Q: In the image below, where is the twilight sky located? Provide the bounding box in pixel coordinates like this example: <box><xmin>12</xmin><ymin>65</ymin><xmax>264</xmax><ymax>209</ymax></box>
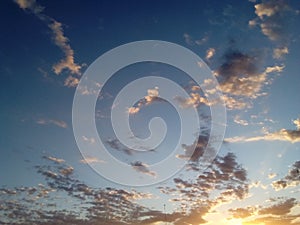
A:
<box><xmin>1</xmin><ymin>0</ymin><xmax>300</xmax><ymax>224</ymax></box>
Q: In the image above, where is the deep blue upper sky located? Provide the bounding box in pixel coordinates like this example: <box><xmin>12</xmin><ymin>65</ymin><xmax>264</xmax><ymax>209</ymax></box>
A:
<box><xmin>1</xmin><ymin>0</ymin><xmax>300</xmax><ymax>224</ymax></box>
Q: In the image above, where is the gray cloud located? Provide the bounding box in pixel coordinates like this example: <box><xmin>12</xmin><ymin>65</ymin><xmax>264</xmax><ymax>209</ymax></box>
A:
<box><xmin>272</xmin><ymin>160</ymin><xmax>300</xmax><ymax>190</ymax></box>
<box><xmin>131</xmin><ymin>161</ymin><xmax>156</xmax><ymax>177</ymax></box>
<box><xmin>259</xmin><ymin>198</ymin><xmax>297</xmax><ymax>215</ymax></box>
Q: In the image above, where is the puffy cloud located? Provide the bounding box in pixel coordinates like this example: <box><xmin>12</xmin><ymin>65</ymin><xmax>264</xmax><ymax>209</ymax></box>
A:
<box><xmin>216</xmin><ymin>51</ymin><xmax>284</xmax><ymax>99</ymax></box>
<box><xmin>206</xmin><ymin>48</ymin><xmax>216</xmax><ymax>60</ymax></box>
<box><xmin>272</xmin><ymin>161</ymin><xmax>300</xmax><ymax>190</ymax></box>
<box><xmin>211</xmin><ymin>48</ymin><xmax>285</xmax><ymax>110</ymax></box>
<box><xmin>273</xmin><ymin>46</ymin><xmax>289</xmax><ymax>59</ymax></box>
<box><xmin>49</xmin><ymin>21</ymin><xmax>81</xmax><ymax>75</ymax></box>
<box><xmin>174</xmin><ymin>92</ymin><xmax>208</xmax><ymax>108</ymax></box>
<box><xmin>254</xmin><ymin>1</ymin><xmax>282</xmax><ymax>19</ymax></box>
<box><xmin>64</xmin><ymin>75</ymin><xmax>80</xmax><ymax>87</ymax></box>
<box><xmin>225</xmin><ymin>118</ymin><xmax>300</xmax><ymax>143</ymax></box>
<box><xmin>127</xmin><ymin>87</ymin><xmax>165</xmax><ymax>115</ymax></box>
<box><xmin>293</xmin><ymin>118</ymin><xmax>300</xmax><ymax>129</ymax></box>
<box><xmin>177</xmin><ymin>135</ymin><xmax>207</xmax><ymax>162</ymax></box>
<box><xmin>131</xmin><ymin>161</ymin><xmax>156</xmax><ymax>177</ymax></box>
<box><xmin>127</xmin><ymin>106</ymin><xmax>140</xmax><ymax>114</ymax></box>
<box><xmin>36</xmin><ymin>118</ymin><xmax>67</xmax><ymax>128</ymax></box>
<box><xmin>253</xmin><ymin>0</ymin><xmax>291</xmax><ymax>42</ymax></box>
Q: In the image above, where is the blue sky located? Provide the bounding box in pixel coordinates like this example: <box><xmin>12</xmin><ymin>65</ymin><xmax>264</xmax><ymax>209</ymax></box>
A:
<box><xmin>1</xmin><ymin>0</ymin><xmax>300</xmax><ymax>224</ymax></box>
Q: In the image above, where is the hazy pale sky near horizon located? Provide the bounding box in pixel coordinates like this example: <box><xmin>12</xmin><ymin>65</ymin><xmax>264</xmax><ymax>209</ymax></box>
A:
<box><xmin>1</xmin><ymin>0</ymin><xmax>300</xmax><ymax>224</ymax></box>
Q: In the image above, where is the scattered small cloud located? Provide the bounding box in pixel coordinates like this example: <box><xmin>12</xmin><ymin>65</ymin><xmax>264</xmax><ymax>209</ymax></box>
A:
<box><xmin>127</xmin><ymin>87</ymin><xmax>165</xmax><ymax>115</ymax></box>
<box><xmin>80</xmin><ymin>157</ymin><xmax>105</xmax><ymax>164</ymax></box>
<box><xmin>234</xmin><ymin>115</ymin><xmax>249</xmax><ymax>126</ymax></box>
<box><xmin>131</xmin><ymin>161</ymin><xmax>156</xmax><ymax>177</ymax></box>
<box><xmin>43</xmin><ymin>155</ymin><xmax>65</xmax><ymax>164</ymax></box>
<box><xmin>268</xmin><ymin>172</ymin><xmax>277</xmax><ymax>179</ymax></box>
<box><xmin>273</xmin><ymin>46</ymin><xmax>289</xmax><ymax>59</ymax></box>
<box><xmin>36</xmin><ymin>118</ymin><xmax>67</xmax><ymax>128</ymax></box>
<box><xmin>206</xmin><ymin>48</ymin><xmax>216</xmax><ymax>60</ymax></box>
<box><xmin>82</xmin><ymin>136</ymin><xmax>95</xmax><ymax>144</ymax></box>
<box><xmin>183</xmin><ymin>33</ymin><xmax>209</xmax><ymax>46</ymax></box>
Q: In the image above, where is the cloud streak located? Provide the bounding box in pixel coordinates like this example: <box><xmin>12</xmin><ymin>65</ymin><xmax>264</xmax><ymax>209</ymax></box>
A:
<box><xmin>225</xmin><ymin>118</ymin><xmax>300</xmax><ymax>143</ymax></box>
<box><xmin>14</xmin><ymin>0</ymin><xmax>81</xmax><ymax>86</ymax></box>
<box><xmin>36</xmin><ymin>118</ymin><xmax>67</xmax><ymax>128</ymax></box>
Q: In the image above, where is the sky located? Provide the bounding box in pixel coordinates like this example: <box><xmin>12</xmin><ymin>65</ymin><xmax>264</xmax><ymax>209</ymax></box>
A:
<box><xmin>0</xmin><ymin>0</ymin><xmax>300</xmax><ymax>224</ymax></box>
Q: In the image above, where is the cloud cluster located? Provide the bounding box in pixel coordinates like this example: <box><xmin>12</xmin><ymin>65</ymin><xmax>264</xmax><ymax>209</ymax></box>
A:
<box><xmin>251</xmin><ymin>0</ymin><xmax>291</xmax><ymax>41</ymax></box>
<box><xmin>161</xmin><ymin>142</ymin><xmax>249</xmax><ymax>223</ymax></box>
<box><xmin>272</xmin><ymin>160</ymin><xmax>300</xmax><ymax>190</ymax></box>
<box><xmin>216</xmin><ymin>50</ymin><xmax>284</xmax><ymax>99</ymax></box>
<box><xmin>0</xmin><ymin>156</ymin><xmax>161</xmax><ymax>225</ymax></box>
<box><xmin>14</xmin><ymin>0</ymin><xmax>82</xmax><ymax>87</ymax></box>
<box><xmin>128</xmin><ymin>87</ymin><xmax>165</xmax><ymax>114</ymax></box>
<box><xmin>229</xmin><ymin>198</ymin><xmax>300</xmax><ymax>225</ymax></box>
<box><xmin>177</xmin><ymin>48</ymin><xmax>284</xmax><ymax>111</ymax></box>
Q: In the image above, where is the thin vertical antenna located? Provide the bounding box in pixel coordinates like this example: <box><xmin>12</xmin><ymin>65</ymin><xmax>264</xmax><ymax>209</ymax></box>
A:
<box><xmin>164</xmin><ymin>204</ymin><xmax>167</xmax><ymax>224</ymax></box>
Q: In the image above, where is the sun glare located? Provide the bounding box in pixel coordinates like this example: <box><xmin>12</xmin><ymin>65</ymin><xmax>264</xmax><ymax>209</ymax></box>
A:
<box><xmin>226</xmin><ymin>219</ymin><xmax>243</xmax><ymax>225</ymax></box>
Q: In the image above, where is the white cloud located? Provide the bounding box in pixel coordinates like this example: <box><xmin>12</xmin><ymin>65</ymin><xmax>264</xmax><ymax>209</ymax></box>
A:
<box><xmin>127</xmin><ymin>87</ymin><xmax>163</xmax><ymax>115</ymax></box>
<box><xmin>43</xmin><ymin>156</ymin><xmax>65</xmax><ymax>164</ymax></box>
<box><xmin>234</xmin><ymin>115</ymin><xmax>249</xmax><ymax>126</ymax></box>
<box><xmin>49</xmin><ymin>21</ymin><xmax>81</xmax><ymax>75</ymax></box>
<box><xmin>36</xmin><ymin>118</ymin><xmax>67</xmax><ymax>128</ymax></box>
<box><xmin>14</xmin><ymin>0</ymin><xmax>82</xmax><ymax>86</ymax></box>
<box><xmin>206</xmin><ymin>48</ymin><xmax>215</xmax><ymax>60</ymax></box>
<box><xmin>80</xmin><ymin>157</ymin><xmax>105</xmax><ymax>164</ymax></box>
<box><xmin>82</xmin><ymin>136</ymin><xmax>95</xmax><ymax>144</ymax></box>
<box><xmin>293</xmin><ymin>118</ymin><xmax>300</xmax><ymax>129</ymax></box>
<box><xmin>273</xmin><ymin>47</ymin><xmax>289</xmax><ymax>59</ymax></box>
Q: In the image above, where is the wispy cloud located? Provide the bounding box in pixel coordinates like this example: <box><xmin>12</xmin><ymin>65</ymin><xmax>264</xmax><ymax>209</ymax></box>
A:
<box><xmin>80</xmin><ymin>157</ymin><xmax>105</xmax><ymax>164</ymax></box>
<box><xmin>131</xmin><ymin>161</ymin><xmax>156</xmax><ymax>177</ymax></box>
<box><xmin>225</xmin><ymin>118</ymin><xmax>300</xmax><ymax>143</ymax></box>
<box><xmin>14</xmin><ymin>0</ymin><xmax>82</xmax><ymax>87</ymax></box>
<box><xmin>43</xmin><ymin>155</ymin><xmax>65</xmax><ymax>164</ymax></box>
<box><xmin>36</xmin><ymin>118</ymin><xmax>67</xmax><ymax>128</ymax></box>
